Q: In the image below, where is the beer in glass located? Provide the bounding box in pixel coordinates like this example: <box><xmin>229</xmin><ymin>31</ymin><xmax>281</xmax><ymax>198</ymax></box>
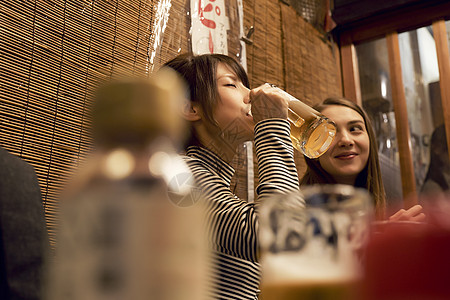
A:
<box><xmin>268</xmin><ymin>85</ymin><xmax>336</xmax><ymax>158</ymax></box>
<box><xmin>259</xmin><ymin>185</ymin><xmax>373</xmax><ymax>300</ymax></box>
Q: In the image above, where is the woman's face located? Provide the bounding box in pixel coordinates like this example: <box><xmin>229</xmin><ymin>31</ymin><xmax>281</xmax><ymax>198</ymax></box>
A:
<box><xmin>212</xmin><ymin>63</ymin><xmax>254</xmax><ymax>142</ymax></box>
<box><xmin>318</xmin><ymin>105</ymin><xmax>370</xmax><ymax>185</ymax></box>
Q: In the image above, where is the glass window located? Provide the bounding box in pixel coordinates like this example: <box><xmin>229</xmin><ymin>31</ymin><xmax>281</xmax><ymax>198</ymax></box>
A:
<box><xmin>398</xmin><ymin>27</ymin><xmax>442</xmax><ymax>197</ymax></box>
<box><xmin>356</xmin><ymin>38</ymin><xmax>403</xmax><ymax>206</ymax></box>
<box><xmin>356</xmin><ymin>24</ymin><xmax>450</xmax><ymax>204</ymax></box>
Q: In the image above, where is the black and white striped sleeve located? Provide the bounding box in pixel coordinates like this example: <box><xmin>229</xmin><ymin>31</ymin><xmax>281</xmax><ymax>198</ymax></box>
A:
<box><xmin>184</xmin><ymin>118</ymin><xmax>300</xmax><ymax>299</ymax></box>
<box><xmin>254</xmin><ymin>118</ymin><xmax>300</xmax><ymax>200</ymax></box>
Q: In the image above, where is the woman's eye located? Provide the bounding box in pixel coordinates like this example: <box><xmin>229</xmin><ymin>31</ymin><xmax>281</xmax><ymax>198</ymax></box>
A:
<box><xmin>225</xmin><ymin>83</ymin><xmax>236</xmax><ymax>88</ymax></box>
<box><xmin>350</xmin><ymin>125</ymin><xmax>364</xmax><ymax>132</ymax></box>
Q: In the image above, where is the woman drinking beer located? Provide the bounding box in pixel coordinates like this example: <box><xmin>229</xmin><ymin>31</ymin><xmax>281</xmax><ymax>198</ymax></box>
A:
<box><xmin>163</xmin><ymin>53</ymin><xmax>301</xmax><ymax>299</ymax></box>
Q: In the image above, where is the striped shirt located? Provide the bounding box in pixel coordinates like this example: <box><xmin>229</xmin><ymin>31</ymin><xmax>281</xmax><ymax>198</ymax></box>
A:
<box><xmin>184</xmin><ymin>119</ymin><xmax>300</xmax><ymax>299</ymax></box>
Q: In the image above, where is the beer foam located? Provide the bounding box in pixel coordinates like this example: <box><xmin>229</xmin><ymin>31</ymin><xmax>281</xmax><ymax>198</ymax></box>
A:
<box><xmin>261</xmin><ymin>252</ymin><xmax>359</xmax><ymax>284</ymax></box>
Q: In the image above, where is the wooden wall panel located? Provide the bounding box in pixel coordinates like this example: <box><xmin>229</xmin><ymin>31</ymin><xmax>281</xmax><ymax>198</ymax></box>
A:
<box><xmin>339</xmin><ymin>35</ymin><xmax>362</xmax><ymax>106</ymax></box>
<box><xmin>432</xmin><ymin>20</ymin><xmax>450</xmax><ymax>162</ymax></box>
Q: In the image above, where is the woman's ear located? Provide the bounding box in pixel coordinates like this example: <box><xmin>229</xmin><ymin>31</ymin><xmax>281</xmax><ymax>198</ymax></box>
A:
<box><xmin>181</xmin><ymin>101</ymin><xmax>201</xmax><ymax>121</ymax></box>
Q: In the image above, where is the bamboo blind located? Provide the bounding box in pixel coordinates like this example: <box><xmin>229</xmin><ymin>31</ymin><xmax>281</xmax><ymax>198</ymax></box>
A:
<box><xmin>0</xmin><ymin>0</ymin><xmax>191</xmax><ymax>244</ymax></box>
<box><xmin>0</xmin><ymin>0</ymin><xmax>342</xmax><ymax>243</ymax></box>
<box><xmin>280</xmin><ymin>4</ymin><xmax>341</xmax><ymax>106</ymax></box>
<box><xmin>244</xmin><ymin>0</ymin><xmax>284</xmax><ymax>88</ymax></box>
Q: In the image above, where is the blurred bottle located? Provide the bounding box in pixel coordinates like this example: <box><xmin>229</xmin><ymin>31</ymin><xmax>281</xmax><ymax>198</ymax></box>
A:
<box><xmin>270</xmin><ymin>86</ymin><xmax>336</xmax><ymax>158</ymax></box>
<box><xmin>46</xmin><ymin>70</ymin><xmax>207</xmax><ymax>300</ymax></box>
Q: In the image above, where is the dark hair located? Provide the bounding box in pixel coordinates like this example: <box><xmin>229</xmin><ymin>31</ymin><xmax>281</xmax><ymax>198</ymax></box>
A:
<box><xmin>162</xmin><ymin>53</ymin><xmax>249</xmax><ymax>148</ymax></box>
<box><xmin>300</xmin><ymin>97</ymin><xmax>386</xmax><ymax>218</ymax></box>
<box><xmin>422</xmin><ymin>124</ymin><xmax>449</xmax><ymax>191</ymax></box>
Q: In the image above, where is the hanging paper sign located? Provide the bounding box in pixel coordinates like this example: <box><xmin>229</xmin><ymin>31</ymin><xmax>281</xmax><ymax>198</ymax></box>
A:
<box><xmin>190</xmin><ymin>0</ymin><xmax>229</xmax><ymax>55</ymax></box>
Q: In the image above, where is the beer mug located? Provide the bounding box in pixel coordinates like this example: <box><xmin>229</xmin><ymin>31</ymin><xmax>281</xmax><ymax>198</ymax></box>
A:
<box><xmin>258</xmin><ymin>185</ymin><xmax>373</xmax><ymax>300</ymax></box>
<box><xmin>267</xmin><ymin>84</ymin><xmax>336</xmax><ymax>158</ymax></box>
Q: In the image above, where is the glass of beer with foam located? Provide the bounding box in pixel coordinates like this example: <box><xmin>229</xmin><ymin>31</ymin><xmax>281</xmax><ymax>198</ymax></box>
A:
<box><xmin>265</xmin><ymin>84</ymin><xmax>336</xmax><ymax>158</ymax></box>
<box><xmin>258</xmin><ymin>185</ymin><xmax>373</xmax><ymax>300</ymax></box>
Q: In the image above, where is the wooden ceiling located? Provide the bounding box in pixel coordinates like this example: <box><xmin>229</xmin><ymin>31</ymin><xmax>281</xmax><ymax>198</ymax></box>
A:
<box><xmin>332</xmin><ymin>0</ymin><xmax>450</xmax><ymax>43</ymax></box>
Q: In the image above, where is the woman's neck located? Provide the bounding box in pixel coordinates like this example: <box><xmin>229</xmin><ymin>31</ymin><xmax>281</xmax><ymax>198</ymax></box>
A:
<box><xmin>194</xmin><ymin>123</ymin><xmax>238</xmax><ymax>164</ymax></box>
<box><xmin>333</xmin><ymin>175</ymin><xmax>357</xmax><ymax>186</ymax></box>
<box><xmin>202</xmin><ymin>138</ymin><xmax>237</xmax><ymax>164</ymax></box>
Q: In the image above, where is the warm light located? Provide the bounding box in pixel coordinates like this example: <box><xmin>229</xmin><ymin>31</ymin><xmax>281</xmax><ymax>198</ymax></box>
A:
<box><xmin>148</xmin><ymin>151</ymin><xmax>193</xmax><ymax>195</ymax></box>
<box><xmin>381</xmin><ymin>77</ymin><xmax>387</xmax><ymax>98</ymax></box>
<box><xmin>148</xmin><ymin>151</ymin><xmax>172</xmax><ymax>176</ymax></box>
<box><xmin>103</xmin><ymin>149</ymin><xmax>135</xmax><ymax>179</ymax></box>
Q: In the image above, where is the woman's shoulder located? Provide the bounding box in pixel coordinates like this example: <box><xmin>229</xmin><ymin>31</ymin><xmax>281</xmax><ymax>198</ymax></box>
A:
<box><xmin>180</xmin><ymin>153</ymin><xmax>205</xmax><ymax>170</ymax></box>
<box><xmin>421</xmin><ymin>179</ymin><xmax>443</xmax><ymax>194</ymax></box>
<box><xmin>181</xmin><ymin>152</ymin><xmax>224</xmax><ymax>179</ymax></box>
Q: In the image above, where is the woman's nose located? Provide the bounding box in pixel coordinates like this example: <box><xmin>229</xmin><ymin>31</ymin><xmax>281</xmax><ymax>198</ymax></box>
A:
<box><xmin>337</xmin><ymin>130</ymin><xmax>353</xmax><ymax>147</ymax></box>
<box><xmin>242</xmin><ymin>86</ymin><xmax>251</xmax><ymax>103</ymax></box>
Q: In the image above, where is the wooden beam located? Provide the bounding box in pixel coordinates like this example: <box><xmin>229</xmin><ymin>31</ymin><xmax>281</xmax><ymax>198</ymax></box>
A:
<box><xmin>334</xmin><ymin>2</ymin><xmax>450</xmax><ymax>45</ymax></box>
<box><xmin>340</xmin><ymin>35</ymin><xmax>362</xmax><ymax>106</ymax></box>
<box><xmin>386</xmin><ymin>32</ymin><xmax>417</xmax><ymax>207</ymax></box>
<box><xmin>432</xmin><ymin>20</ymin><xmax>450</xmax><ymax>162</ymax></box>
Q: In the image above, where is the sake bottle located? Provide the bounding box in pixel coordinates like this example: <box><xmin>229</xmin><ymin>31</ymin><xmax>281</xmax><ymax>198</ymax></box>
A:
<box><xmin>46</xmin><ymin>69</ymin><xmax>207</xmax><ymax>300</ymax></box>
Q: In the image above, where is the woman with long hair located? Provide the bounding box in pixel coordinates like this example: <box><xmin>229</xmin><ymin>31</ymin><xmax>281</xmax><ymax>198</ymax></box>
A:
<box><xmin>301</xmin><ymin>97</ymin><xmax>425</xmax><ymax>221</ymax></box>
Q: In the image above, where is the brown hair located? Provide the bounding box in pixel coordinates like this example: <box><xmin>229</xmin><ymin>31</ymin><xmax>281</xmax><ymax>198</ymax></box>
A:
<box><xmin>300</xmin><ymin>97</ymin><xmax>386</xmax><ymax>219</ymax></box>
<box><xmin>162</xmin><ymin>53</ymin><xmax>249</xmax><ymax>148</ymax></box>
